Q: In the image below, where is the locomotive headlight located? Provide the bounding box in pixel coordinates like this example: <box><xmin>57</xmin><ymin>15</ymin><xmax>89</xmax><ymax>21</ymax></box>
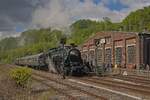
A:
<box><xmin>70</xmin><ymin>51</ymin><xmax>76</xmax><ymax>55</ymax></box>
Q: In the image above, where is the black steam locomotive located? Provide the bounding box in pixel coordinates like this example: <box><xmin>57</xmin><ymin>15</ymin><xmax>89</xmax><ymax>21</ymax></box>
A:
<box><xmin>15</xmin><ymin>45</ymin><xmax>88</xmax><ymax>76</ymax></box>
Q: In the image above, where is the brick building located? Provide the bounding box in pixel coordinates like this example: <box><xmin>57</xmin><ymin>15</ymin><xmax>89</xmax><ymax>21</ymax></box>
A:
<box><xmin>80</xmin><ymin>32</ymin><xmax>150</xmax><ymax>70</ymax></box>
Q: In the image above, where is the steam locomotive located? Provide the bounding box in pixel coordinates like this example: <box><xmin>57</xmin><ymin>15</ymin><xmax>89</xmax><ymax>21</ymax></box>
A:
<box><xmin>15</xmin><ymin>45</ymin><xmax>89</xmax><ymax>76</ymax></box>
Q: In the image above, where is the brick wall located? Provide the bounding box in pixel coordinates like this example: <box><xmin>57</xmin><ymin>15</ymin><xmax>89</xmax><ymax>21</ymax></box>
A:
<box><xmin>80</xmin><ymin>32</ymin><xmax>143</xmax><ymax>69</ymax></box>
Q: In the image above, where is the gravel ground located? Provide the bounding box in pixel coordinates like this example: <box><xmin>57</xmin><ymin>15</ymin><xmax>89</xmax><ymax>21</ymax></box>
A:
<box><xmin>32</xmin><ymin>70</ymin><xmax>146</xmax><ymax>100</ymax></box>
<box><xmin>0</xmin><ymin>64</ymin><xmax>56</xmax><ymax>100</ymax></box>
<box><xmin>1</xmin><ymin>64</ymin><xmax>150</xmax><ymax>100</ymax></box>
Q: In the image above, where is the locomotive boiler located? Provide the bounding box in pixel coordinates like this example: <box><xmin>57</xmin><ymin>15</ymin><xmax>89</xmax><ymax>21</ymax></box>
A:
<box><xmin>47</xmin><ymin>45</ymin><xmax>88</xmax><ymax>76</ymax></box>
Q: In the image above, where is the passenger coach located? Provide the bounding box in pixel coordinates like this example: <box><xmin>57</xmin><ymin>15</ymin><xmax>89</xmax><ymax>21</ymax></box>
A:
<box><xmin>80</xmin><ymin>32</ymin><xmax>150</xmax><ymax>71</ymax></box>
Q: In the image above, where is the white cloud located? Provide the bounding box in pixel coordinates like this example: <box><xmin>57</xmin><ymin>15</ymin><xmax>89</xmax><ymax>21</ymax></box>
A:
<box><xmin>1</xmin><ymin>0</ymin><xmax>150</xmax><ymax>38</ymax></box>
<box><xmin>0</xmin><ymin>31</ymin><xmax>20</xmax><ymax>39</ymax></box>
<box><xmin>119</xmin><ymin>0</ymin><xmax>150</xmax><ymax>15</ymax></box>
<box><xmin>31</xmin><ymin>0</ymin><xmax>150</xmax><ymax>29</ymax></box>
<box><xmin>32</xmin><ymin>0</ymin><xmax>72</xmax><ymax>29</ymax></box>
<box><xmin>31</xmin><ymin>0</ymin><xmax>125</xmax><ymax>29</ymax></box>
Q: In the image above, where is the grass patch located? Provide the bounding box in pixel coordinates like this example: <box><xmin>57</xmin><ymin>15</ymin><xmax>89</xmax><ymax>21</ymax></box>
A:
<box><xmin>9</xmin><ymin>67</ymin><xmax>32</xmax><ymax>87</ymax></box>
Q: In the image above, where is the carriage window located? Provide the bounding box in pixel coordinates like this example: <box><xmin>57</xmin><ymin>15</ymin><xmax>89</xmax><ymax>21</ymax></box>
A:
<box><xmin>115</xmin><ymin>47</ymin><xmax>122</xmax><ymax>65</ymax></box>
<box><xmin>127</xmin><ymin>45</ymin><xmax>136</xmax><ymax>64</ymax></box>
<box><xmin>105</xmin><ymin>48</ymin><xmax>112</xmax><ymax>64</ymax></box>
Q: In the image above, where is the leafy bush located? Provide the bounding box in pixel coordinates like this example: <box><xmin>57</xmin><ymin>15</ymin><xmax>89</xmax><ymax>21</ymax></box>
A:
<box><xmin>10</xmin><ymin>67</ymin><xmax>32</xmax><ymax>87</ymax></box>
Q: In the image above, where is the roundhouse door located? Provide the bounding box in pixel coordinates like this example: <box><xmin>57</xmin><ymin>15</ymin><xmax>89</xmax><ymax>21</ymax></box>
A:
<box><xmin>96</xmin><ymin>48</ymin><xmax>103</xmax><ymax>66</ymax></box>
<box><xmin>115</xmin><ymin>47</ymin><xmax>122</xmax><ymax>66</ymax></box>
<box><xmin>89</xmin><ymin>50</ymin><xmax>95</xmax><ymax>66</ymax></box>
<box><xmin>146</xmin><ymin>39</ymin><xmax>150</xmax><ymax>66</ymax></box>
<box><xmin>105</xmin><ymin>48</ymin><xmax>112</xmax><ymax>65</ymax></box>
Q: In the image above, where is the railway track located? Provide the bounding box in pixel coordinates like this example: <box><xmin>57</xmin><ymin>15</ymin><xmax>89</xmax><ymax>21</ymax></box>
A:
<box><xmin>110</xmin><ymin>75</ymin><xmax>150</xmax><ymax>85</ymax></box>
<box><xmin>88</xmin><ymin>77</ymin><xmax>150</xmax><ymax>94</ymax></box>
<box><xmin>32</xmin><ymin>72</ymin><xmax>107</xmax><ymax>100</ymax></box>
<box><xmin>32</xmin><ymin>69</ymin><xmax>150</xmax><ymax>99</ymax></box>
<box><xmin>73</xmin><ymin>77</ymin><xmax>150</xmax><ymax>98</ymax></box>
<box><xmin>8</xmin><ymin>65</ymin><xmax>150</xmax><ymax>99</ymax></box>
<box><xmin>92</xmin><ymin>76</ymin><xmax>150</xmax><ymax>88</ymax></box>
<box><xmin>32</xmin><ymin>76</ymin><xmax>76</xmax><ymax>100</ymax></box>
<box><xmin>125</xmin><ymin>75</ymin><xmax>150</xmax><ymax>81</ymax></box>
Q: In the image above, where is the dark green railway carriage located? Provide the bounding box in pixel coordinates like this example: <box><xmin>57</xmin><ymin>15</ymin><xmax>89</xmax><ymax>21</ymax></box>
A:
<box><xmin>16</xmin><ymin>53</ymin><xmax>47</xmax><ymax>68</ymax></box>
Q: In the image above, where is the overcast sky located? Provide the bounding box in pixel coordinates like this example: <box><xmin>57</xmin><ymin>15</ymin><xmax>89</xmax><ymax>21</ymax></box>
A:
<box><xmin>0</xmin><ymin>0</ymin><xmax>150</xmax><ymax>38</ymax></box>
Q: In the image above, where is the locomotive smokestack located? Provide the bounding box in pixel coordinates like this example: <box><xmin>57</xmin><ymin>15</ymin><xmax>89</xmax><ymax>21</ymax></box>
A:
<box><xmin>60</xmin><ymin>37</ymin><xmax>66</xmax><ymax>45</ymax></box>
<box><xmin>70</xmin><ymin>43</ymin><xmax>77</xmax><ymax>48</ymax></box>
